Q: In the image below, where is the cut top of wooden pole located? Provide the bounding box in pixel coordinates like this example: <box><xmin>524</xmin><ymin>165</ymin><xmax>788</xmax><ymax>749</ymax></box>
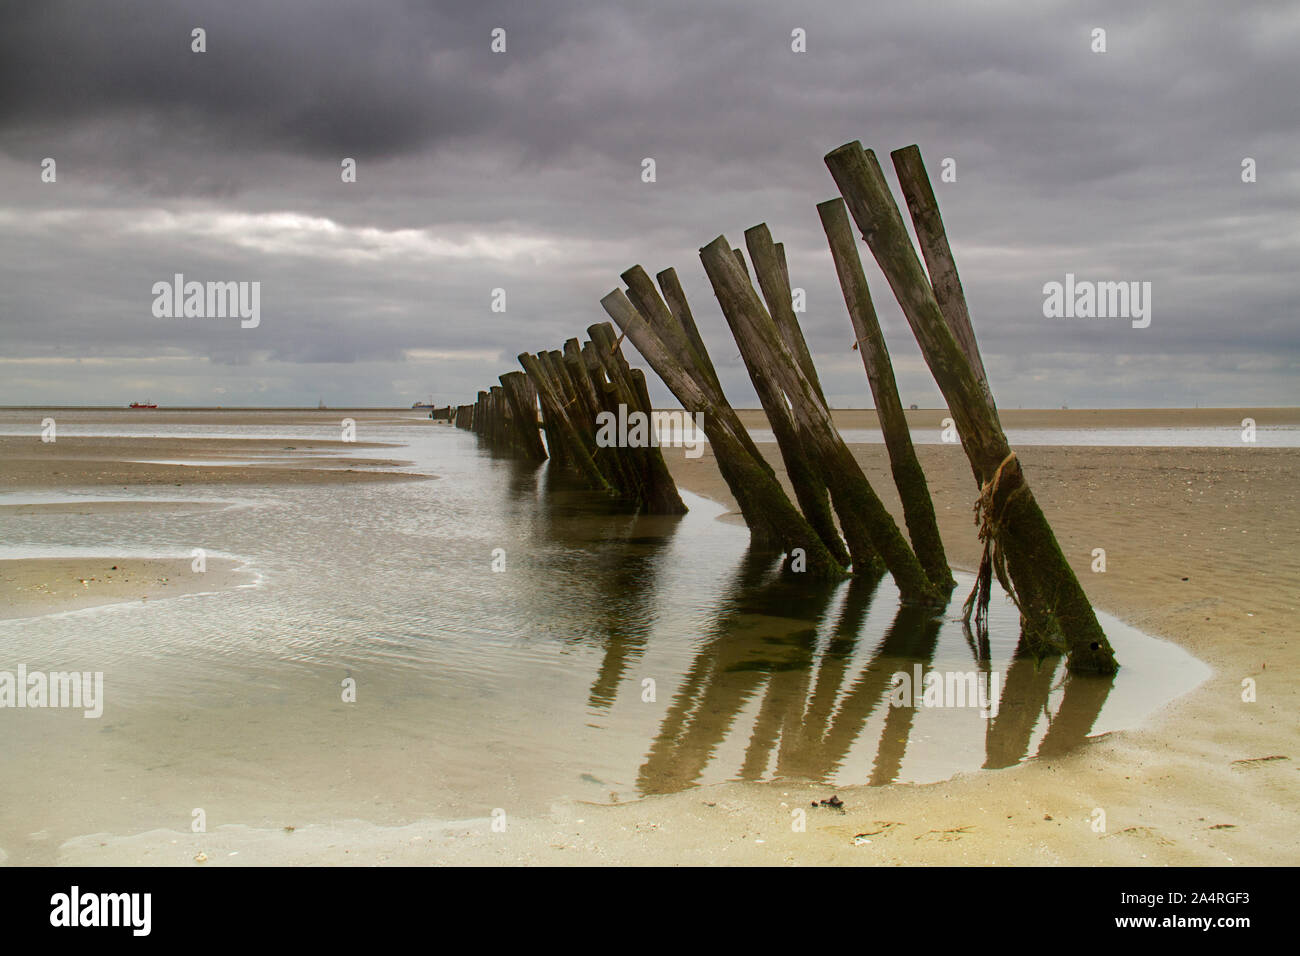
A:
<box><xmin>825</xmin><ymin>140</ymin><xmax>1118</xmax><ymax>674</ymax></box>
<box><xmin>825</xmin><ymin>143</ymin><xmax>999</xmax><ymax>467</ymax></box>
<box><xmin>621</xmin><ymin>265</ymin><xmax>713</xmax><ymax>396</ymax></box>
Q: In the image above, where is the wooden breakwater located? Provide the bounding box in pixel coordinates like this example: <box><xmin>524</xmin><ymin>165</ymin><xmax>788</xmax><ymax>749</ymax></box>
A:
<box><xmin>455</xmin><ymin>143</ymin><xmax>1116</xmax><ymax>673</ymax></box>
<box><xmin>453</xmin><ymin>327</ymin><xmax>687</xmax><ymax>516</ymax></box>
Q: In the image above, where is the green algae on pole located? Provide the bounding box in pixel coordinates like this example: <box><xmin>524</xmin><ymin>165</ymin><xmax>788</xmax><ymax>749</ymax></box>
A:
<box><xmin>824</xmin><ymin>141</ymin><xmax>1117</xmax><ymax>674</ymax></box>
<box><xmin>818</xmin><ymin>197</ymin><xmax>954</xmax><ymax>591</ymax></box>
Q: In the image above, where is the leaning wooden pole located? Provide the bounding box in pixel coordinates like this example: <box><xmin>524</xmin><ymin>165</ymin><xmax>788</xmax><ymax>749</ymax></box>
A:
<box><xmin>742</xmin><ymin>226</ymin><xmax>854</xmax><ymax>569</ymax></box>
<box><xmin>586</xmin><ymin>322</ymin><xmax>688</xmax><ymax>515</ymax></box>
<box><xmin>519</xmin><ymin>351</ymin><xmax>610</xmax><ymax>492</ymax></box>
<box><xmin>818</xmin><ymin>197</ymin><xmax>953</xmax><ymax>589</ymax></box>
<box><xmin>654</xmin><ymin>268</ymin><xmax>773</xmax><ymax>472</ymax></box>
<box><xmin>825</xmin><ymin>141</ymin><xmax>1117</xmax><ymax>673</ymax></box>
<box><xmin>560</xmin><ymin>337</ymin><xmax>637</xmax><ymax>495</ymax></box>
<box><xmin>699</xmin><ymin>236</ymin><xmax>939</xmax><ymax>603</ymax></box>
<box><xmin>499</xmin><ymin>371</ymin><xmax>548</xmax><ymax>462</ymax></box>
<box><xmin>474</xmin><ymin>390</ymin><xmax>488</xmax><ymax>434</ymax></box>
<box><xmin>600</xmin><ymin>287</ymin><xmax>846</xmax><ymax>578</ymax></box>
<box><xmin>891</xmin><ymin>145</ymin><xmax>998</xmax><ymax>423</ymax></box>
<box><xmin>745</xmin><ymin>227</ymin><xmax>824</xmax><ymax>401</ymax></box>
<box><xmin>655</xmin><ymin>268</ymin><xmax>722</xmax><ymax>394</ymax></box>
<box><xmin>698</xmin><ymin>275</ymin><xmax>852</xmax><ymax>567</ymax></box>
<box><xmin>488</xmin><ymin>385</ymin><xmax>508</xmax><ymax>451</ymax></box>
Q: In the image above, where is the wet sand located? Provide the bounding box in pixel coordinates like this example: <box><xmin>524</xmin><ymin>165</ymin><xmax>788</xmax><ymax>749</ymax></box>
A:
<box><xmin>0</xmin><ymin>413</ymin><xmax>434</xmax><ymax>620</ymax></box>
<box><xmin>0</xmin><ymin>500</ymin><xmax>231</xmax><ymax>516</ymax></box>
<box><xmin>0</xmin><ymin>435</ymin><xmax>428</xmax><ymax>489</ymax></box>
<box><xmin>651</xmin><ymin>431</ymin><xmax>1298</xmax><ymax>865</ymax></box>
<box><xmin>739</xmin><ymin>406</ymin><xmax>1300</xmax><ymax>431</ymax></box>
<box><xmin>6</xmin><ymin>409</ymin><xmax>1298</xmax><ymax>865</ymax></box>
<box><xmin>1</xmin><ymin>556</ymin><xmax>254</xmax><ymax>621</ymax></box>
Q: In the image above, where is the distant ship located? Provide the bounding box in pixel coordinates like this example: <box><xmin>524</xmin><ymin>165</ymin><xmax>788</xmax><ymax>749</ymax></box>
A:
<box><xmin>412</xmin><ymin>396</ymin><xmax>435</xmax><ymax>409</ymax></box>
<box><xmin>128</xmin><ymin>401</ymin><xmax>158</xmax><ymax>409</ymax></box>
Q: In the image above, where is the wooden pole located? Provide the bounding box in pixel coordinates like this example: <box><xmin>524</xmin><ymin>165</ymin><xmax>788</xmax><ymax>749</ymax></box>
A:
<box><xmin>699</xmin><ymin>235</ymin><xmax>940</xmax><ymax>601</ymax></box>
<box><xmin>741</xmin><ymin>227</ymin><xmax>853</xmax><ymax>568</ymax></box>
<box><xmin>655</xmin><ymin>267</ymin><xmax>723</xmax><ymax>394</ymax></box>
<box><xmin>560</xmin><ymin>337</ymin><xmax>638</xmax><ymax>495</ymax></box>
<box><xmin>745</xmin><ymin>226</ymin><xmax>825</xmax><ymax>401</ymax></box>
<box><xmin>825</xmin><ymin>141</ymin><xmax>1117</xmax><ymax>673</ymax></box>
<box><xmin>578</xmin><ymin>338</ymin><xmax>646</xmax><ymax>499</ymax></box>
<box><xmin>521</xmin><ymin>354</ymin><xmax>566</xmax><ymax>468</ymax></box>
<box><xmin>587</xmin><ymin>322</ymin><xmax>688</xmax><ymax>515</ymax></box>
<box><xmin>500</xmin><ymin>371</ymin><xmax>548</xmax><ymax>461</ymax></box>
<box><xmin>519</xmin><ymin>351</ymin><xmax>609</xmax><ymax>491</ymax></box>
<box><xmin>488</xmin><ymin>385</ymin><xmax>507</xmax><ymax>450</ymax></box>
<box><xmin>891</xmin><ymin>145</ymin><xmax>998</xmax><ymax>422</ymax></box>
<box><xmin>649</xmin><ymin>266</ymin><xmax>773</xmax><ymax>473</ymax></box>
<box><xmin>818</xmin><ymin>197</ymin><xmax>953</xmax><ymax>589</ymax></box>
<box><xmin>600</xmin><ymin>287</ymin><xmax>846</xmax><ymax>577</ymax></box>
<box><xmin>474</xmin><ymin>391</ymin><xmax>488</xmax><ymax>435</ymax></box>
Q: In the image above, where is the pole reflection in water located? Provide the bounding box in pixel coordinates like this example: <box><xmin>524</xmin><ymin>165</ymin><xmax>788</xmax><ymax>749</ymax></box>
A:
<box><xmin>590</xmin><ymin>536</ymin><xmax>1124</xmax><ymax>795</ymax></box>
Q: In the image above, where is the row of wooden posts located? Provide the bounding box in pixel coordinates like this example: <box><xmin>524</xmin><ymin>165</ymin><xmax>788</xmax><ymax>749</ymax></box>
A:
<box><xmin>451</xmin><ymin>142</ymin><xmax>1118</xmax><ymax>675</ymax></box>
<box><xmin>452</xmin><ymin>325</ymin><xmax>688</xmax><ymax>515</ymax></box>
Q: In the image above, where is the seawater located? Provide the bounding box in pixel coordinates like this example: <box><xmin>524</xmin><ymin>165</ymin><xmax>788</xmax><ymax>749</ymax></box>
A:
<box><xmin>0</xmin><ymin>415</ymin><xmax>1209</xmax><ymax>864</ymax></box>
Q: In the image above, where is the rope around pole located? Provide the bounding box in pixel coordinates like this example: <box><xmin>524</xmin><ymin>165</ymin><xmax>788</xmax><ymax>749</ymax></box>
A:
<box><xmin>962</xmin><ymin>451</ymin><xmax>1027</xmax><ymax>637</ymax></box>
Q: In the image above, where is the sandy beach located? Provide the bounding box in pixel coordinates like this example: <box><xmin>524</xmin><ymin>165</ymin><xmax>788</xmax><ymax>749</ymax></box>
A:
<box><xmin>1</xmin><ymin>556</ymin><xmax>254</xmax><ymax>621</ymax></box>
<box><xmin>649</xmin><ymin>425</ymin><xmax>1298</xmax><ymax>865</ymax></box>
<box><xmin>0</xmin><ymin>411</ymin><xmax>429</xmax><ymax>621</ymax></box>
<box><xmin>0</xmin><ymin>436</ymin><xmax>423</xmax><ymax>489</ymax></box>
<box><xmin>2</xmin><ymin>408</ymin><xmax>1296</xmax><ymax>866</ymax></box>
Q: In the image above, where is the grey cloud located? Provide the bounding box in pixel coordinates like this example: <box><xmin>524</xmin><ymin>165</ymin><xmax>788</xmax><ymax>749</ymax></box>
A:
<box><xmin>0</xmin><ymin>0</ymin><xmax>1295</xmax><ymax>408</ymax></box>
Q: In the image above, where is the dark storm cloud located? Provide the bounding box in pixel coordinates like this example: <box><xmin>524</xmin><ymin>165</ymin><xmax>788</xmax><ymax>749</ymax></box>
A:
<box><xmin>0</xmin><ymin>0</ymin><xmax>1295</xmax><ymax>407</ymax></box>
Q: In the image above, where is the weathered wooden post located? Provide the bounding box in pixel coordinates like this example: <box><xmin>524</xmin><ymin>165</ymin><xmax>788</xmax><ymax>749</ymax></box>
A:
<box><xmin>652</xmin><ymin>268</ymin><xmax>773</xmax><ymax>472</ymax></box>
<box><xmin>600</xmin><ymin>287</ymin><xmax>846</xmax><ymax>578</ymax></box>
<box><xmin>655</xmin><ymin>268</ymin><xmax>722</xmax><ymax>394</ymax></box>
<box><xmin>563</xmin><ymin>338</ymin><xmax>604</xmax><ymax>424</ymax></box>
<box><xmin>723</xmin><ymin>245</ymin><xmax>856</xmax><ymax>566</ymax></box>
<box><xmin>825</xmin><ymin>141</ymin><xmax>1117</xmax><ymax>673</ymax></box>
<box><xmin>586</xmin><ymin>323</ymin><xmax>688</xmax><ymax>515</ymax></box>
<box><xmin>487</xmin><ymin>385</ymin><xmax>507</xmax><ymax>450</ymax></box>
<box><xmin>568</xmin><ymin>334</ymin><xmax>647</xmax><ymax>501</ymax></box>
<box><xmin>500</xmin><ymin>371</ymin><xmax>548</xmax><ymax>461</ymax></box>
<box><xmin>891</xmin><ymin>146</ymin><xmax>998</xmax><ymax>422</ymax></box>
<box><xmin>520</xmin><ymin>353</ymin><xmax>567</xmax><ymax>468</ymax></box>
<box><xmin>699</xmin><ymin>235</ymin><xmax>939</xmax><ymax>603</ymax></box>
<box><xmin>818</xmin><ymin>197</ymin><xmax>953</xmax><ymax>589</ymax></box>
<box><xmin>577</xmin><ymin>337</ymin><xmax>647</xmax><ymax>500</ymax></box>
<box><xmin>474</xmin><ymin>391</ymin><xmax>488</xmax><ymax>435</ymax></box>
<box><xmin>741</xmin><ymin>226</ymin><xmax>853</xmax><ymax>569</ymax></box>
<box><xmin>519</xmin><ymin>351</ymin><xmax>610</xmax><ymax>492</ymax></box>
<box><xmin>744</xmin><ymin>227</ymin><xmax>824</xmax><ymax>400</ymax></box>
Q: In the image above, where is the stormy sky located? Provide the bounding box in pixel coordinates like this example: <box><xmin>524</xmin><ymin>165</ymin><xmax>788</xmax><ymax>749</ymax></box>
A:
<box><xmin>1</xmin><ymin>0</ymin><xmax>1296</xmax><ymax>409</ymax></box>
